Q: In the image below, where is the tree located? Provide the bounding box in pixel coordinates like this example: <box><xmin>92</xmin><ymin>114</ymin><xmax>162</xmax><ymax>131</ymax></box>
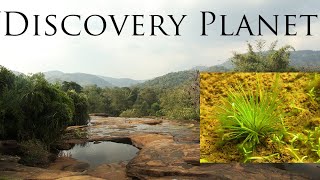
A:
<box><xmin>67</xmin><ymin>90</ymin><xmax>90</xmax><ymax>126</ymax></box>
<box><xmin>231</xmin><ymin>40</ymin><xmax>295</xmax><ymax>72</ymax></box>
<box><xmin>83</xmin><ymin>85</ymin><xmax>105</xmax><ymax>113</ymax></box>
<box><xmin>61</xmin><ymin>81</ymin><xmax>83</xmax><ymax>93</ymax></box>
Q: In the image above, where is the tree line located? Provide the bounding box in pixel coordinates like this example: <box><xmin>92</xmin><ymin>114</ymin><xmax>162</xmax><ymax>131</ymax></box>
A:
<box><xmin>83</xmin><ymin>71</ymin><xmax>200</xmax><ymax>120</ymax></box>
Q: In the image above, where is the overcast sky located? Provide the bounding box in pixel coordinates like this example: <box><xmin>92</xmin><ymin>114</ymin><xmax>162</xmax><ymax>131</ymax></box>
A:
<box><xmin>0</xmin><ymin>0</ymin><xmax>319</xmax><ymax>79</ymax></box>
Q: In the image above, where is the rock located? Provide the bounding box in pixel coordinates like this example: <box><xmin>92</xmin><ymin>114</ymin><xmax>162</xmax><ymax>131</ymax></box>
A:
<box><xmin>126</xmin><ymin>140</ymin><xmax>308</xmax><ymax>179</ymax></box>
<box><xmin>143</xmin><ymin>119</ymin><xmax>163</xmax><ymax>125</ymax></box>
<box><xmin>126</xmin><ymin>119</ymin><xmax>163</xmax><ymax>126</ymax></box>
<box><xmin>0</xmin><ymin>159</ymin><xmax>98</xmax><ymax>179</ymax></box>
<box><xmin>87</xmin><ymin>163</ymin><xmax>129</xmax><ymax>180</ymax></box>
<box><xmin>88</xmin><ymin>136</ymin><xmax>132</xmax><ymax>144</ymax></box>
<box><xmin>47</xmin><ymin>157</ymin><xmax>90</xmax><ymax>172</ymax></box>
<box><xmin>129</xmin><ymin>134</ymin><xmax>173</xmax><ymax>149</ymax></box>
<box><xmin>65</xmin><ymin>126</ymin><xmax>88</xmax><ymax>132</ymax></box>
<box><xmin>57</xmin><ymin>176</ymin><xmax>104</xmax><ymax>180</ymax></box>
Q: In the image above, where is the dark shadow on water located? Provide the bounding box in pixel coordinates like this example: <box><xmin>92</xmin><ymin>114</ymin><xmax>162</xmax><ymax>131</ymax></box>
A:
<box><xmin>59</xmin><ymin>141</ymin><xmax>139</xmax><ymax>168</ymax></box>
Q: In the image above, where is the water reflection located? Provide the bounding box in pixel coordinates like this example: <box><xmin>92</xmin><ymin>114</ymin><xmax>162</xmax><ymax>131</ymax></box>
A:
<box><xmin>60</xmin><ymin>141</ymin><xmax>139</xmax><ymax>168</ymax></box>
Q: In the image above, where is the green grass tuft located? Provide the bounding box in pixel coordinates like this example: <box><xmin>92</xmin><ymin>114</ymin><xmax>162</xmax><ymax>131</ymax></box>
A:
<box><xmin>217</xmin><ymin>74</ymin><xmax>284</xmax><ymax>147</ymax></box>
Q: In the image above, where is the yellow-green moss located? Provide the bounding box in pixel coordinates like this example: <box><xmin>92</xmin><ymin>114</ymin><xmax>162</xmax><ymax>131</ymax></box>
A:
<box><xmin>200</xmin><ymin>73</ymin><xmax>320</xmax><ymax>163</ymax></box>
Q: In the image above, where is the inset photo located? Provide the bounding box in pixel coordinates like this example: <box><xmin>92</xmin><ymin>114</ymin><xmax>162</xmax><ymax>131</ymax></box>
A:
<box><xmin>200</xmin><ymin>73</ymin><xmax>320</xmax><ymax>163</ymax></box>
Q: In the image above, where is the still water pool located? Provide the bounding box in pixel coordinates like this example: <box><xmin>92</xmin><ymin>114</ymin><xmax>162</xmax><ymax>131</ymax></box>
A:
<box><xmin>60</xmin><ymin>141</ymin><xmax>139</xmax><ymax>168</ymax></box>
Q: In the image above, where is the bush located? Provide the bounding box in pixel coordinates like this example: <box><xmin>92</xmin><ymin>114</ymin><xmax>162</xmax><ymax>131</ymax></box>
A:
<box><xmin>217</xmin><ymin>74</ymin><xmax>284</xmax><ymax>147</ymax></box>
<box><xmin>165</xmin><ymin>107</ymin><xmax>198</xmax><ymax>120</ymax></box>
<box><xmin>119</xmin><ymin>109</ymin><xmax>142</xmax><ymax>117</ymax></box>
<box><xmin>18</xmin><ymin>139</ymin><xmax>52</xmax><ymax>167</ymax></box>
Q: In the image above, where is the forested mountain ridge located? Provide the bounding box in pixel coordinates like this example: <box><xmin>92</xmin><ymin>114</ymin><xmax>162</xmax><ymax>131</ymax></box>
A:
<box><xmin>136</xmin><ymin>70</ymin><xmax>197</xmax><ymax>90</ymax></box>
<box><xmin>43</xmin><ymin>71</ymin><xmax>143</xmax><ymax>88</ymax></box>
<box><xmin>8</xmin><ymin>50</ymin><xmax>320</xmax><ymax>89</ymax></box>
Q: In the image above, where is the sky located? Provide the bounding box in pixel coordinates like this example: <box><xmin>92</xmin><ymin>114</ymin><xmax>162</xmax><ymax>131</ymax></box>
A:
<box><xmin>0</xmin><ymin>0</ymin><xmax>320</xmax><ymax>80</ymax></box>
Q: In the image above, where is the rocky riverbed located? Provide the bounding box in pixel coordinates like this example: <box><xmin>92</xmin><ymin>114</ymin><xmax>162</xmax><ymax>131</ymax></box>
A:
<box><xmin>0</xmin><ymin>116</ymin><xmax>316</xmax><ymax>179</ymax></box>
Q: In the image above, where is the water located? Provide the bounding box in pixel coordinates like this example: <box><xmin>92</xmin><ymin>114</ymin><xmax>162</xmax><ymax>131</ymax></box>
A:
<box><xmin>60</xmin><ymin>141</ymin><xmax>139</xmax><ymax>168</ymax></box>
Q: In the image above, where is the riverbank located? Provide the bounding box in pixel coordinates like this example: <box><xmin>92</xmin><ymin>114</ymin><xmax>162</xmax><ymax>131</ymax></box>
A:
<box><xmin>0</xmin><ymin>116</ymin><xmax>314</xmax><ymax>179</ymax></box>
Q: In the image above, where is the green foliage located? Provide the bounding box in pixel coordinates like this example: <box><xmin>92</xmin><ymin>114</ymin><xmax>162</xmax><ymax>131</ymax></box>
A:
<box><xmin>138</xmin><ymin>70</ymin><xmax>197</xmax><ymax>90</ymax></box>
<box><xmin>83</xmin><ymin>85</ymin><xmax>105</xmax><ymax>113</ymax></box>
<box><xmin>18</xmin><ymin>139</ymin><xmax>52</xmax><ymax>167</ymax></box>
<box><xmin>160</xmin><ymin>87</ymin><xmax>199</xmax><ymax>120</ymax></box>
<box><xmin>120</xmin><ymin>109</ymin><xmax>142</xmax><ymax>118</ymax></box>
<box><xmin>62</xmin><ymin>81</ymin><xmax>83</xmax><ymax>93</ymax></box>
<box><xmin>0</xmin><ymin>66</ymin><xmax>89</xmax><ymax>146</ymax></box>
<box><xmin>82</xmin><ymin>72</ymin><xmax>200</xmax><ymax>120</ymax></box>
<box><xmin>67</xmin><ymin>90</ymin><xmax>90</xmax><ymax>126</ymax></box>
<box><xmin>217</xmin><ymin>75</ymin><xmax>283</xmax><ymax>147</ymax></box>
<box><xmin>20</xmin><ymin>74</ymin><xmax>74</xmax><ymax>144</ymax></box>
<box><xmin>231</xmin><ymin>40</ymin><xmax>295</xmax><ymax>72</ymax></box>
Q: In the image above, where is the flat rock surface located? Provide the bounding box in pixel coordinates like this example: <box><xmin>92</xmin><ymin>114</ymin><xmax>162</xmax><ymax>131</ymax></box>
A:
<box><xmin>47</xmin><ymin>157</ymin><xmax>90</xmax><ymax>172</ymax></box>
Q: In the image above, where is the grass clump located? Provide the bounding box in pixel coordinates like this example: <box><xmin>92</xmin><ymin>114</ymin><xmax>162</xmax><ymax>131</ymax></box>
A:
<box><xmin>217</xmin><ymin>74</ymin><xmax>284</xmax><ymax>150</ymax></box>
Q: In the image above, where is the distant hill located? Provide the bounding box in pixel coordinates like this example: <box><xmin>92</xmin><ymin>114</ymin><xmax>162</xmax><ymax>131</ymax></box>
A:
<box><xmin>44</xmin><ymin>71</ymin><xmax>114</xmax><ymax>87</ymax></box>
<box><xmin>6</xmin><ymin>50</ymin><xmax>320</xmax><ymax>89</ymax></box>
<box><xmin>97</xmin><ymin>76</ymin><xmax>145</xmax><ymax>87</ymax></box>
<box><xmin>137</xmin><ymin>70</ymin><xmax>197</xmax><ymax>90</ymax></box>
<box><xmin>208</xmin><ymin>50</ymin><xmax>320</xmax><ymax>70</ymax></box>
<box><xmin>43</xmin><ymin>71</ymin><xmax>143</xmax><ymax>88</ymax></box>
<box><xmin>290</xmin><ymin>50</ymin><xmax>320</xmax><ymax>67</ymax></box>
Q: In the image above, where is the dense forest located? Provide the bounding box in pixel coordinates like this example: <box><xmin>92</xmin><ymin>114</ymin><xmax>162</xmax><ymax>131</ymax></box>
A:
<box><xmin>83</xmin><ymin>70</ymin><xmax>200</xmax><ymax>120</ymax></box>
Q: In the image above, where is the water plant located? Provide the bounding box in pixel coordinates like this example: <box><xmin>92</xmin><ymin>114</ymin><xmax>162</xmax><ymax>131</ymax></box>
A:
<box><xmin>217</xmin><ymin>74</ymin><xmax>284</xmax><ymax>148</ymax></box>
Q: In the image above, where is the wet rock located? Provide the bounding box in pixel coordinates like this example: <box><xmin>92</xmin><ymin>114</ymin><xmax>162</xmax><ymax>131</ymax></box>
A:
<box><xmin>47</xmin><ymin>157</ymin><xmax>90</xmax><ymax>172</ymax></box>
<box><xmin>87</xmin><ymin>163</ymin><xmax>129</xmax><ymax>180</ymax></box>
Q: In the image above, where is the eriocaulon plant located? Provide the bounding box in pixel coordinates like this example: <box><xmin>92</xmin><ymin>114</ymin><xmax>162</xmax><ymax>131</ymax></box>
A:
<box><xmin>217</xmin><ymin>74</ymin><xmax>284</xmax><ymax>149</ymax></box>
